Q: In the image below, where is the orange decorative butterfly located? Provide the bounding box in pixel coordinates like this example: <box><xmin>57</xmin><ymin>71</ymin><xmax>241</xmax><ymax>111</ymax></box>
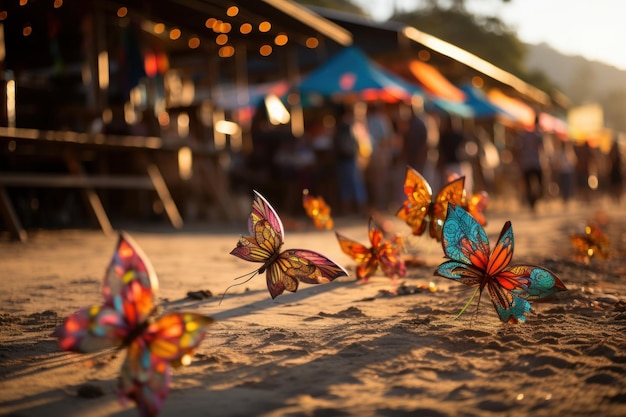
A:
<box><xmin>54</xmin><ymin>233</ymin><xmax>214</xmax><ymax>417</ymax></box>
<box><xmin>302</xmin><ymin>189</ymin><xmax>334</xmax><ymax>230</ymax></box>
<box><xmin>396</xmin><ymin>166</ymin><xmax>465</xmax><ymax>241</ymax></box>
<box><xmin>230</xmin><ymin>190</ymin><xmax>348</xmax><ymax>298</ymax></box>
<box><xmin>571</xmin><ymin>223</ymin><xmax>611</xmax><ymax>261</ymax></box>
<box><xmin>335</xmin><ymin>217</ymin><xmax>407</xmax><ymax>281</ymax></box>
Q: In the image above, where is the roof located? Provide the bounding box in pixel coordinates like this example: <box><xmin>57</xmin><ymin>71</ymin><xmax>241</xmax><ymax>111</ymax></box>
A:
<box><xmin>310</xmin><ymin>7</ymin><xmax>552</xmax><ymax>107</ymax></box>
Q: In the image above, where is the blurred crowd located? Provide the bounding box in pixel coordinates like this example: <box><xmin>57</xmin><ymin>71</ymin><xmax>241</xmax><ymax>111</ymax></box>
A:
<box><xmin>230</xmin><ymin>100</ymin><xmax>625</xmax><ymax>218</ymax></box>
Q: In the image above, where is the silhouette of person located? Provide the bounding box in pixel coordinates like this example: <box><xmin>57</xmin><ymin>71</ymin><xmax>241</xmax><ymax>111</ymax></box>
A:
<box><xmin>517</xmin><ymin>115</ymin><xmax>545</xmax><ymax>211</ymax></box>
<box><xmin>332</xmin><ymin>103</ymin><xmax>368</xmax><ymax>215</ymax></box>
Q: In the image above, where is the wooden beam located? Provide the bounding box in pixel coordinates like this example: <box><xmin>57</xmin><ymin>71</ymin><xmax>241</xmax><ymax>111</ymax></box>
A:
<box><xmin>145</xmin><ymin>163</ymin><xmax>184</xmax><ymax>229</ymax></box>
<box><xmin>0</xmin><ymin>186</ymin><xmax>27</xmax><ymax>242</ymax></box>
<box><xmin>0</xmin><ymin>174</ymin><xmax>154</xmax><ymax>189</ymax></box>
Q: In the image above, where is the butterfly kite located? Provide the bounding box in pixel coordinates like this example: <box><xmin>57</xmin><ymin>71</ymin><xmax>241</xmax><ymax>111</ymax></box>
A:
<box><xmin>230</xmin><ymin>190</ymin><xmax>348</xmax><ymax>299</ymax></box>
<box><xmin>396</xmin><ymin>166</ymin><xmax>465</xmax><ymax>241</ymax></box>
<box><xmin>335</xmin><ymin>217</ymin><xmax>407</xmax><ymax>281</ymax></box>
<box><xmin>435</xmin><ymin>205</ymin><xmax>567</xmax><ymax>323</ymax></box>
<box><xmin>54</xmin><ymin>233</ymin><xmax>214</xmax><ymax>417</ymax></box>
<box><xmin>302</xmin><ymin>189</ymin><xmax>334</xmax><ymax>230</ymax></box>
<box><xmin>570</xmin><ymin>223</ymin><xmax>611</xmax><ymax>261</ymax></box>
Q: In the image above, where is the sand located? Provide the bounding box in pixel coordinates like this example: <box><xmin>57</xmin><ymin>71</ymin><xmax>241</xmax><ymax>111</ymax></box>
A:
<box><xmin>1</xmin><ymin>197</ymin><xmax>626</xmax><ymax>417</ymax></box>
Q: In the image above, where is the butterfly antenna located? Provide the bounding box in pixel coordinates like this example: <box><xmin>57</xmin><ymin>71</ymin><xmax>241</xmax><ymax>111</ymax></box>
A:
<box><xmin>454</xmin><ymin>286</ymin><xmax>480</xmax><ymax>320</ymax></box>
<box><xmin>219</xmin><ymin>270</ymin><xmax>259</xmax><ymax>305</ymax></box>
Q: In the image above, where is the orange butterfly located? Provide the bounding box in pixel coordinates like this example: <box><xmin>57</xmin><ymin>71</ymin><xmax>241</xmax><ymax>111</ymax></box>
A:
<box><xmin>302</xmin><ymin>189</ymin><xmax>334</xmax><ymax>230</ymax></box>
<box><xmin>396</xmin><ymin>166</ymin><xmax>465</xmax><ymax>241</ymax></box>
<box><xmin>335</xmin><ymin>217</ymin><xmax>406</xmax><ymax>281</ymax></box>
<box><xmin>230</xmin><ymin>190</ymin><xmax>348</xmax><ymax>298</ymax></box>
<box><xmin>571</xmin><ymin>223</ymin><xmax>611</xmax><ymax>261</ymax></box>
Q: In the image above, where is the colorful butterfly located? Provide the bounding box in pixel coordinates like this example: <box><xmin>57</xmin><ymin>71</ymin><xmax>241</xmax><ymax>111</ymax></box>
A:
<box><xmin>302</xmin><ymin>189</ymin><xmax>334</xmax><ymax>230</ymax></box>
<box><xmin>435</xmin><ymin>205</ymin><xmax>567</xmax><ymax>323</ymax></box>
<box><xmin>396</xmin><ymin>166</ymin><xmax>465</xmax><ymax>241</ymax></box>
<box><xmin>230</xmin><ymin>190</ymin><xmax>348</xmax><ymax>299</ymax></box>
<box><xmin>570</xmin><ymin>223</ymin><xmax>611</xmax><ymax>261</ymax></box>
<box><xmin>54</xmin><ymin>233</ymin><xmax>214</xmax><ymax>417</ymax></box>
<box><xmin>335</xmin><ymin>217</ymin><xmax>407</xmax><ymax>281</ymax></box>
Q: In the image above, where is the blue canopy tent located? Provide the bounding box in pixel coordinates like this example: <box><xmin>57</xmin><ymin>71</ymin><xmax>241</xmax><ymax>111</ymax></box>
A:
<box><xmin>297</xmin><ymin>46</ymin><xmax>424</xmax><ymax>102</ymax></box>
<box><xmin>459</xmin><ymin>84</ymin><xmax>514</xmax><ymax>119</ymax></box>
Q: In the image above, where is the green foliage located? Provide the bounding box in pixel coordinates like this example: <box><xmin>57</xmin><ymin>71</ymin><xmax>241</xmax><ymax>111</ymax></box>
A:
<box><xmin>392</xmin><ymin>8</ymin><xmax>526</xmax><ymax>78</ymax></box>
<box><xmin>296</xmin><ymin>0</ymin><xmax>367</xmax><ymax>15</ymax></box>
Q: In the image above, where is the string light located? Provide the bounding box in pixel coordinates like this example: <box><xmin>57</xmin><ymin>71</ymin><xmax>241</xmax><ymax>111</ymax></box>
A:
<box><xmin>53</xmin><ymin>0</ymin><xmax>63</xmax><ymax>8</ymax></box>
<box><xmin>226</xmin><ymin>6</ymin><xmax>239</xmax><ymax>17</ymax></box>
<box><xmin>259</xmin><ymin>21</ymin><xmax>271</xmax><ymax>32</ymax></box>
<box><xmin>19</xmin><ymin>0</ymin><xmax>28</xmax><ymax>6</ymax></box>
<box><xmin>216</xmin><ymin>34</ymin><xmax>228</xmax><ymax>45</ymax></box>
<box><xmin>169</xmin><ymin>28</ymin><xmax>181</xmax><ymax>40</ymax></box>
<box><xmin>418</xmin><ymin>49</ymin><xmax>431</xmax><ymax>61</ymax></box>
<box><xmin>23</xmin><ymin>24</ymin><xmax>32</xmax><ymax>36</ymax></box>
<box><xmin>0</xmin><ymin>11</ymin><xmax>8</xmax><ymax>21</ymax></box>
<box><xmin>274</xmin><ymin>33</ymin><xmax>288</xmax><ymax>46</ymax></box>
<box><xmin>205</xmin><ymin>18</ymin><xmax>216</xmax><ymax>29</ymax></box>
<box><xmin>188</xmin><ymin>36</ymin><xmax>200</xmax><ymax>49</ymax></box>
<box><xmin>240</xmin><ymin>23</ymin><xmax>252</xmax><ymax>34</ymax></box>
<box><xmin>154</xmin><ymin>23</ymin><xmax>165</xmax><ymax>34</ymax></box>
<box><xmin>305</xmin><ymin>37</ymin><xmax>319</xmax><ymax>48</ymax></box>
<box><xmin>259</xmin><ymin>44</ymin><xmax>272</xmax><ymax>56</ymax></box>
<box><xmin>219</xmin><ymin>45</ymin><xmax>234</xmax><ymax>58</ymax></box>
<box><xmin>117</xmin><ymin>7</ymin><xmax>128</xmax><ymax>18</ymax></box>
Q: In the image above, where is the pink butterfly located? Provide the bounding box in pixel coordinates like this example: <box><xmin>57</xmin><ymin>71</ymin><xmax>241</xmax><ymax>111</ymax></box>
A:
<box><xmin>230</xmin><ymin>190</ymin><xmax>348</xmax><ymax>298</ymax></box>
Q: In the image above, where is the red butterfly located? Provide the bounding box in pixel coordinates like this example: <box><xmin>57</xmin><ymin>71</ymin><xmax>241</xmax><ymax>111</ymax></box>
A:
<box><xmin>230</xmin><ymin>190</ymin><xmax>348</xmax><ymax>298</ymax></box>
<box><xmin>54</xmin><ymin>233</ymin><xmax>213</xmax><ymax>417</ymax></box>
<box><xmin>335</xmin><ymin>217</ymin><xmax>407</xmax><ymax>281</ymax></box>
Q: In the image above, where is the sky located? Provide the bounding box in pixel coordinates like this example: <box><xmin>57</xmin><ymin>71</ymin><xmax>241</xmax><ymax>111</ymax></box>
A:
<box><xmin>353</xmin><ymin>0</ymin><xmax>626</xmax><ymax>71</ymax></box>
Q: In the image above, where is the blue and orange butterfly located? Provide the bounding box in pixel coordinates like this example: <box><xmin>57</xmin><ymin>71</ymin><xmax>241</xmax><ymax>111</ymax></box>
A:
<box><xmin>396</xmin><ymin>166</ymin><xmax>465</xmax><ymax>242</ymax></box>
<box><xmin>230</xmin><ymin>190</ymin><xmax>348</xmax><ymax>299</ymax></box>
<box><xmin>54</xmin><ymin>233</ymin><xmax>214</xmax><ymax>417</ymax></box>
<box><xmin>435</xmin><ymin>205</ymin><xmax>567</xmax><ymax>323</ymax></box>
<box><xmin>335</xmin><ymin>217</ymin><xmax>406</xmax><ymax>281</ymax></box>
<box><xmin>302</xmin><ymin>189</ymin><xmax>334</xmax><ymax>230</ymax></box>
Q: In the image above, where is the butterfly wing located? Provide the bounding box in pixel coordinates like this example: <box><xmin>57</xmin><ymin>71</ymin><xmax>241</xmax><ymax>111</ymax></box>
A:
<box><xmin>266</xmin><ymin>249</ymin><xmax>348</xmax><ymax>298</ymax></box>
<box><xmin>104</xmin><ymin>233</ymin><xmax>158</xmax><ymax>312</ymax></box>
<box><xmin>250</xmin><ymin>190</ymin><xmax>284</xmax><ymax>240</ymax></box>
<box><xmin>55</xmin><ymin>233</ymin><xmax>157</xmax><ymax>353</ymax></box>
<box><xmin>440</xmin><ymin>204</ymin><xmax>491</xmax><ymax>269</ymax></box>
<box><xmin>119</xmin><ymin>313</ymin><xmax>214</xmax><ymax>417</ymax></box>
<box><xmin>231</xmin><ymin>192</ymin><xmax>284</xmax><ymax>265</ymax></box>
<box><xmin>369</xmin><ymin>218</ymin><xmax>406</xmax><ymax>279</ymax></box>
<box><xmin>429</xmin><ymin>177</ymin><xmax>466</xmax><ymax>241</ymax></box>
<box><xmin>54</xmin><ymin>305</ymin><xmax>126</xmax><ymax>353</ymax></box>
<box><xmin>396</xmin><ymin>167</ymin><xmax>432</xmax><ymax>236</ymax></box>
<box><xmin>335</xmin><ymin>231</ymin><xmax>376</xmax><ymax>280</ymax></box>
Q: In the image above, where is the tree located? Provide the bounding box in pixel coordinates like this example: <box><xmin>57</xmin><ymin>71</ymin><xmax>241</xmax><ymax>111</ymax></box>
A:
<box><xmin>296</xmin><ymin>0</ymin><xmax>367</xmax><ymax>16</ymax></box>
<box><xmin>392</xmin><ymin>7</ymin><xmax>526</xmax><ymax>78</ymax></box>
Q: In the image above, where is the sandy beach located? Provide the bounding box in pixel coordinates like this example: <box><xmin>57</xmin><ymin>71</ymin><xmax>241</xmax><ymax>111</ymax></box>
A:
<box><xmin>1</xmin><ymin>197</ymin><xmax>626</xmax><ymax>417</ymax></box>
